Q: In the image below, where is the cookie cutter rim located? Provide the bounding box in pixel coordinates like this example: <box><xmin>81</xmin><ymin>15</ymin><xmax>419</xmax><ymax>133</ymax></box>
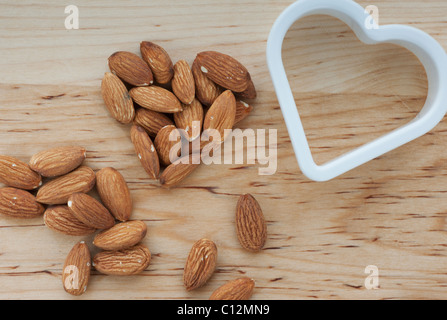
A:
<box><xmin>266</xmin><ymin>0</ymin><xmax>447</xmax><ymax>181</ymax></box>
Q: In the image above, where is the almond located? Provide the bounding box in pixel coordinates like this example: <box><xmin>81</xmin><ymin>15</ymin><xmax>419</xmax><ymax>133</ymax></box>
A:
<box><xmin>209</xmin><ymin>277</ymin><xmax>255</xmax><ymax>300</ymax></box>
<box><xmin>0</xmin><ymin>155</ymin><xmax>42</xmax><ymax>190</ymax></box>
<box><xmin>130</xmin><ymin>125</ymin><xmax>160</xmax><ymax>180</ymax></box>
<box><xmin>174</xmin><ymin>98</ymin><xmax>204</xmax><ymax>141</ymax></box>
<box><xmin>159</xmin><ymin>153</ymin><xmax>200</xmax><ymax>188</ymax></box>
<box><xmin>203</xmin><ymin>90</ymin><xmax>236</xmax><ymax>143</ymax></box>
<box><xmin>36</xmin><ymin>166</ymin><xmax>95</xmax><ymax>205</ymax></box>
<box><xmin>195</xmin><ymin>51</ymin><xmax>250</xmax><ymax>92</ymax></box>
<box><xmin>62</xmin><ymin>241</ymin><xmax>91</xmax><ymax>296</ymax></box>
<box><xmin>140</xmin><ymin>41</ymin><xmax>174</xmax><ymax>84</ymax></box>
<box><xmin>129</xmin><ymin>86</ymin><xmax>182</xmax><ymax>113</ymax></box>
<box><xmin>101</xmin><ymin>72</ymin><xmax>135</xmax><ymax>124</ymax></box>
<box><xmin>44</xmin><ymin>205</ymin><xmax>96</xmax><ymax>236</ymax></box>
<box><xmin>192</xmin><ymin>58</ymin><xmax>222</xmax><ymax>107</ymax></box>
<box><xmin>68</xmin><ymin>193</ymin><xmax>115</xmax><ymax>230</ymax></box>
<box><xmin>234</xmin><ymin>100</ymin><xmax>253</xmax><ymax>125</ymax></box>
<box><xmin>235</xmin><ymin>78</ymin><xmax>257</xmax><ymax>100</ymax></box>
<box><xmin>108</xmin><ymin>51</ymin><xmax>153</xmax><ymax>87</ymax></box>
<box><xmin>183</xmin><ymin>238</ymin><xmax>218</xmax><ymax>291</ymax></box>
<box><xmin>0</xmin><ymin>187</ymin><xmax>45</xmax><ymax>218</ymax></box>
<box><xmin>236</xmin><ymin>194</ymin><xmax>267</xmax><ymax>252</ymax></box>
<box><xmin>96</xmin><ymin>167</ymin><xmax>132</xmax><ymax>222</ymax></box>
<box><xmin>134</xmin><ymin>108</ymin><xmax>174</xmax><ymax>137</ymax></box>
<box><xmin>93</xmin><ymin>243</ymin><xmax>151</xmax><ymax>275</ymax></box>
<box><xmin>154</xmin><ymin>125</ymin><xmax>183</xmax><ymax>167</ymax></box>
<box><xmin>93</xmin><ymin>220</ymin><xmax>147</xmax><ymax>251</ymax></box>
<box><xmin>29</xmin><ymin>146</ymin><xmax>86</xmax><ymax>177</ymax></box>
<box><xmin>172</xmin><ymin>59</ymin><xmax>195</xmax><ymax>105</ymax></box>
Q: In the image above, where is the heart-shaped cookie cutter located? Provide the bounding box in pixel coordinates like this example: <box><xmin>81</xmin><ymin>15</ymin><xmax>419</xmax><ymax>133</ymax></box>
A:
<box><xmin>266</xmin><ymin>0</ymin><xmax>447</xmax><ymax>181</ymax></box>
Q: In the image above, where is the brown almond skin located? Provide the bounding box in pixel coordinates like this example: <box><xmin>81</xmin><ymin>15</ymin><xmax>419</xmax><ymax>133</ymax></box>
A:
<box><xmin>234</xmin><ymin>100</ymin><xmax>253</xmax><ymax>125</ymax></box>
<box><xmin>236</xmin><ymin>194</ymin><xmax>267</xmax><ymax>252</ymax></box>
<box><xmin>195</xmin><ymin>51</ymin><xmax>250</xmax><ymax>92</ymax></box>
<box><xmin>154</xmin><ymin>125</ymin><xmax>183</xmax><ymax>167</ymax></box>
<box><xmin>96</xmin><ymin>167</ymin><xmax>132</xmax><ymax>222</ymax></box>
<box><xmin>68</xmin><ymin>193</ymin><xmax>115</xmax><ymax>230</ymax></box>
<box><xmin>172</xmin><ymin>59</ymin><xmax>195</xmax><ymax>105</ymax></box>
<box><xmin>130</xmin><ymin>125</ymin><xmax>160</xmax><ymax>180</ymax></box>
<box><xmin>101</xmin><ymin>72</ymin><xmax>135</xmax><ymax>124</ymax></box>
<box><xmin>235</xmin><ymin>78</ymin><xmax>257</xmax><ymax>100</ymax></box>
<box><xmin>0</xmin><ymin>187</ymin><xmax>45</xmax><ymax>219</ymax></box>
<box><xmin>134</xmin><ymin>108</ymin><xmax>174</xmax><ymax>137</ymax></box>
<box><xmin>129</xmin><ymin>86</ymin><xmax>183</xmax><ymax>113</ymax></box>
<box><xmin>44</xmin><ymin>205</ymin><xmax>96</xmax><ymax>236</ymax></box>
<box><xmin>36</xmin><ymin>166</ymin><xmax>96</xmax><ymax>205</ymax></box>
<box><xmin>93</xmin><ymin>243</ymin><xmax>151</xmax><ymax>275</ymax></box>
<box><xmin>108</xmin><ymin>51</ymin><xmax>153</xmax><ymax>87</ymax></box>
<box><xmin>203</xmin><ymin>90</ymin><xmax>236</xmax><ymax>143</ymax></box>
<box><xmin>93</xmin><ymin>220</ymin><xmax>147</xmax><ymax>251</ymax></box>
<box><xmin>159</xmin><ymin>154</ymin><xmax>200</xmax><ymax>188</ymax></box>
<box><xmin>62</xmin><ymin>241</ymin><xmax>91</xmax><ymax>296</ymax></box>
<box><xmin>183</xmin><ymin>238</ymin><xmax>218</xmax><ymax>291</ymax></box>
<box><xmin>192</xmin><ymin>58</ymin><xmax>222</xmax><ymax>107</ymax></box>
<box><xmin>209</xmin><ymin>278</ymin><xmax>255</xmax><ymax>300</ymax></box>
<box><xmin>140</xmin><ymin>41</ymin><xmax>174</xmax><ymax>84</ymax></box>
<box><xmin>174</xmin><ymin>98</ymin><xmax>204</xmax><ymax>141</ymax></box>
<box><xmin>0</xmin><ymin>155</ymin><xmax>42</xmax><ymax>190</ymax></box>
<box><xmin>29</xmin><ymin>146</ymin><xmax>86</xmax><ymax>177</ymax></box>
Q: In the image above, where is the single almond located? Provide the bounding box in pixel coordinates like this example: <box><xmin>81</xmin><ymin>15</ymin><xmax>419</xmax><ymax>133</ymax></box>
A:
<box><xmin>236</xmin><ymin>194</ymin><xmax>267</xmax><ymax>252</ymax></box>
<box><xmin>234</xmin><ymin>100</ymin><xmax>253</xmax><ymax>125</ymax></box>
<box><xmin>174</xmin><ymin>98</ymin><xmax>204</xmax><ymax>141</ymax></box>
<box><xmin>209</xmin><ymin>278</ymin><xmax>255</xmax><ymax>300</ymax></box>
<box><xmin>96</xmin><ymin>167</ymin><xmax>132</xmax><ymax>222</ymax></box>
<box><xmin>62</xmin><ymin>241</ymin><xmax>91</xmax><ymax>296</ymax></box>
<box><xmin>130</xmin><ymin>125</ymin><xmax>160</xmax><ymax>180</ymax></box>
<box><xmin>172</xmin><ymin>59</ymin><xmax>195</xmax><ymax>105</ymax></box>
<box><xmin>0</xmin><ymin>187</ymin><xmax>45</xmax><ymax>218</ymax></box>
<box><xmin>235</xmin><ymin>78</ymin><xmax>257</xmax><ymax>100</ymax></box>
<box><xmin>183</xmin><ymin>238</ymin><xmax>218</xmax><ymax>291</ymax></box>
<box><xmin>0</xmin><ymin>155</ymin><xmax>42</xmax><ymax>190</ymax></box>
<box><xmin>68</xmin><ymin>193</ymin><xmax>115</xmax><ymax>230</ymax></box>
<box><xmin>159</xmin><ymin>153</ymin><xmax>200</xmax><ymax>188</ymax></box>
<box><xmin>140</xmin><ymin>41</ymin><xmax>174</xmax><ymax>84</ymax></box>
<box><xmin>134</xmin><ymin>108</ymin><xmax>174</xmax><ymax>137</ymax></box>
<box><xmin>29</xmin><ymin>146</ymin><xmax>86</xmax><ymax>177</ymax></box>
<box><xmin>108</xmin><ymin>51</ymin><xmax>153</xmax><ymax>86</ymax></box>
<box><xmin>93</xmin><ymin>220</ymin><xmax>147</xmax><ymax>251</ymax></box>
<box><xmin>192</xmin><ymin>58</ymin><xmax>222</xmax><ymax>107</ymax></box>
<box><xmin>93</xmin><ymin>243</ymin><xmax>151</xmax><ymax>276</ymax></box>
<box><xmin>154</xmin><ymin>125</ymin><xmax>183</xmax><ymax>167</ymax></box>
<box><xmin>129</xmin><ymin>86</ymin><xmax>182</xmax><ymax>113</ymax></box>
<box><xmin>101</xmin><ymin>72</ymin><xmax>135</xmax><ymax>124</ymax></box>
<box><xmin>203</xmin><ymin>90</ymin><xmax>236</xmax><ymax>143</ymax></box>
<box><xmin>36</xmin><ymin>166</ymin><xmax>96</xmax><ymax>205</ymax></box>
<box><xmin>44</xmin><ymin>205</ymin><xmax>96</xmax><ymax>236</ymax></box>
<box><xmin>195</xmin><ymin>51</ymin><xmax>250</xmax><ymax>92</ymax></box>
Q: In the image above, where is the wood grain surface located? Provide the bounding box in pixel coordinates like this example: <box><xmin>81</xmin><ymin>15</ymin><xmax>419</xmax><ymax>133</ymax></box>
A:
<box><xmin>1</xmin><ymin>0</ymin><xmax>447</xmax><ymax>300</ymax></box>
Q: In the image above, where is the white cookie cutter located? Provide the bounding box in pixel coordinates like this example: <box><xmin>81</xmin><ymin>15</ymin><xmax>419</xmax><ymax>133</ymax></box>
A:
<box><xmin>266</xmin><ymin>0</ymin><xmax>447</xmax><ymax>181</ymax></box>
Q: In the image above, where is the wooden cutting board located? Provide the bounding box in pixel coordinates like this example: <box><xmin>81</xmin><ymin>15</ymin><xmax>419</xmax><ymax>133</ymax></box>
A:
<box><xmin>1</xmin><ymin>0</ymin><xmax>447</xmax><ymax>300</ymax></box>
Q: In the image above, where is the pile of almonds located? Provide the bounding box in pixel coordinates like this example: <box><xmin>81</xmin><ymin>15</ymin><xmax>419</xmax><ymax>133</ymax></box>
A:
<box><xmin>101</xmin><ymin>42</ymin><xmax>256</xmax><ymax>186</ymax></box>
<box><xmin>0</xmin><ymin>147</ymin><xmax>267</xmax><ymax>299</ymax></box>
<box><xmin>0</xmin><ymin>42</ymin><xmax>268</xmax><ymax>300</ymax></box>
<box><xmin>0</xmin><ymin>146</ymin><xmax>150</xmax><ymax>296</ymax></box>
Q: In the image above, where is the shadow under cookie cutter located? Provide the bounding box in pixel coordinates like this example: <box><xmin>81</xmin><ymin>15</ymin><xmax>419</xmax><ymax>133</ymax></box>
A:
<box><xmin>266</xmin><ymin>0</ymin><xmax>447</xmax><ymax>181</ymax></box>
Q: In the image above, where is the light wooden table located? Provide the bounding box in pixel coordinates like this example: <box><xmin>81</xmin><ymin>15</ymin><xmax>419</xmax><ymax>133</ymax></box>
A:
<box><xmin>1</xmin><ymin>0</ymin><xmax>447</xmax><ymax>300</ymax></box>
